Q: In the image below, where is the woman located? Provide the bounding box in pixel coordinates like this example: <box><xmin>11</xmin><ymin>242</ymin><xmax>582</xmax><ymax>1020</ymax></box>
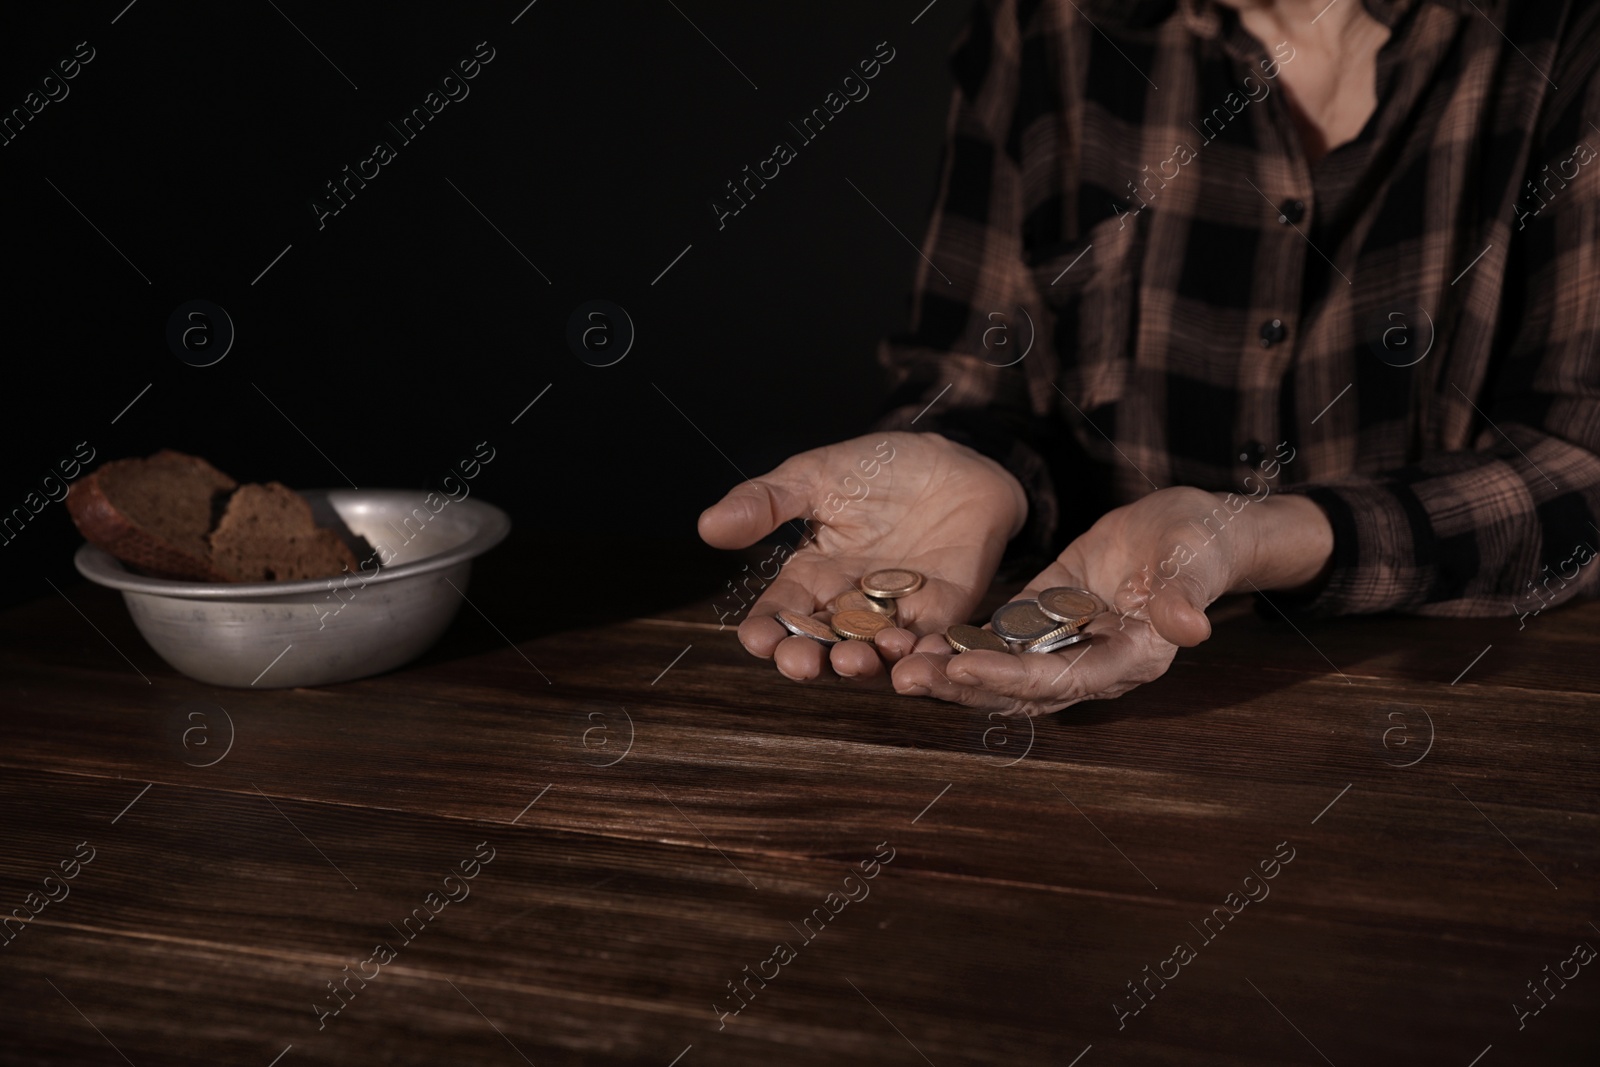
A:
<box><xmin>698</xmin><ymin>0</ymin><xmax>1600</xmax><ymax>715</ymax></box>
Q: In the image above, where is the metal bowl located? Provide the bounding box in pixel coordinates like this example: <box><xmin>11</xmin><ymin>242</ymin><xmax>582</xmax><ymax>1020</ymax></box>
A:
<box><xmin>73</xmin><ymin>490</ymin><xmax>511</xmax><ymax>688</ymax></box>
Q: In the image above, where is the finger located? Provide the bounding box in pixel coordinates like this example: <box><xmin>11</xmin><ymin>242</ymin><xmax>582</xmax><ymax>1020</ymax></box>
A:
<box><xmin>913</xmin><ymin>632</ymin><xmax>954</xmax><ymax>655</ymax></box>
<box><xmin>874</xmin><ymin>626</ymin><xmax>919</xmax><ymax>662</ymax></box>
<box><xmin>891</xmin><ymin>650</ymin><xmax>1017</xmax><ymax>709</ymax></box>
<box><xmin>945</xmin><ymin>646</ymin><xmax>1095</xmax><ymax>704</ymax></box>
<box><xmin>1145</xmin><ymin>524</ymin><xmax>1230</xmax><ymax>647</ymax></box>
<box><xmin>1148</xmin><ymin>585</ymin><xmax>1211</xmax><ymax>647</ymax></box>
<box><xmin>737</xmin><ymin>615</ymin><xmax>792</xmax><ymax>660</ymax></box>
<box><xmin>1142</xmin><ymin>550</ymin><xmax>1221</xmax><ymax>647</ymax></box>
<box><xmin>890</xmin><ymin>645</ymin><xmax>965</xmax><ymax>695</ymax></box>
<box><xmin>831</xmin><ymin>639</ymin><xmax>884</xmax><ymax>679</ymax></box>
<box><xmin>737</xmin><ymin>576</ymin><xmax>827</xmax><ymax>658</ymax></box>
<box><xmin>945</xmin><ymin>625</ymin><xmax>1161</xmax><ymax>706</ymax></box>
<box><xmin>885</xmin><ymin>575</ymin><xmax>987</xmax><ymax>635</ymax></box>
<box><xmin>773</xmin><ymin>634</ymin><xmax>828</xmax><ymax>681</ymax></box>
<box><xmin>698</xmin><ymin>452</ymin><xmax>823</xmax><ymax>550</ymax></box>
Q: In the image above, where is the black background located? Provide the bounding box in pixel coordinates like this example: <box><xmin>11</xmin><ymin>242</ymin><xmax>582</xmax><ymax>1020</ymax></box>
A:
<box><xmin>0</xmin><ymin>0</ymin><xmax>971</xmax><ymax>609</ymax></box>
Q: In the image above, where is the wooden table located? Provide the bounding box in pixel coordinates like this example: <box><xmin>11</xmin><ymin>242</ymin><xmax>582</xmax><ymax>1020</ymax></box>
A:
<box><xmin>3</xmin><ymin>534</ymin><xmax>1597</xmax><ymax>1066</ymax></box>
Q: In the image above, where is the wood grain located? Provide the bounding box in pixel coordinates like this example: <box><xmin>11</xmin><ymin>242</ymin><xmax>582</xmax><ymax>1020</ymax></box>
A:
<box><xmin>1</xmin><ymin>541</ymin><xmax>1596</xmax><ymax>1065</ymax></box>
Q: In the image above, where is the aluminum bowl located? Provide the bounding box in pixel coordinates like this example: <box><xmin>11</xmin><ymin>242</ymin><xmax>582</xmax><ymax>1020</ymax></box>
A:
<box><xmin>73</xmin><ymin>489</ymin><xmax>511</xmax><ymax>688</ymax></box>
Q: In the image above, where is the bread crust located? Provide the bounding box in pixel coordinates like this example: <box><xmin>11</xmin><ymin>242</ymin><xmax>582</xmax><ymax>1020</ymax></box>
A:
<box><xmin>66</xmin><ymin>454</ymin><xmax>236</xmax><ymax>581</ymax></box>
<box><xmin>207</xmin><ymin>482</ymin><xmax>362</xmax><ymax>581</ymax></box>
<box><xmin>67</xmin><ymin>451</ymin><xmax>358</xmax><ymax>583</ymax></box>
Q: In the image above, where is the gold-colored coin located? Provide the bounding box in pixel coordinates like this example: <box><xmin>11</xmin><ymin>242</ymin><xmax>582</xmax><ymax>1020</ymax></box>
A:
<box><xmin>945</xmin><ymin>624</ymin><xmax>1011</xmax><ymax>654</ymax></box>
<box><xmin>990</xmin><ymin>599</ymin><xmax>1060</xmax><ymax>643</ymax></box>
<box><xmin>776</xmin><ymin>609</ymin><xmax>840</xmax><ymax>644</ymax></box>
<box><xmin>1038</xmin><ymin>587</ymin><xmax>1106</xmax><ymax>627</ymax></box>
<box><xmin>867</xmin><ymin>593</ymin><xmax>897</xmax><ymax>614</ymax></box>
<box><xmin>831</xmin><ymin>609</ymin><xmax>892</xmax><ymax>641</ymax></box>
<box><xmin>828</xmin><ymin>589</ymin><xmax>896</xmax><ymax>619</ymax></box>
<box><xmin>1025</xmin><ymin>622</ymin><xmax>1076</xmax><ymax>647</ymax></box>
<box><xmin>861</xmin><ymin>568</ymin><xmax>924</xmax><ymax>599</ymax></box>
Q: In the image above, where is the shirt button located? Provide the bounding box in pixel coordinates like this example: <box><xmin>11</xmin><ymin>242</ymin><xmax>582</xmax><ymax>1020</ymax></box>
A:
<box><xmin>1277</xmin><ymin>200</ymin><xmax>1305</xmax><ymax>224</ymax></box>
<box><xmin>1238</xmin><ymin>440</ymin><xmax>1267</xmax><ymax>466</ymax></box>
<box><xmin>1259</xmin><ymin>318</ymin><xmax>1287</xmax><ymax>347</ymax></box>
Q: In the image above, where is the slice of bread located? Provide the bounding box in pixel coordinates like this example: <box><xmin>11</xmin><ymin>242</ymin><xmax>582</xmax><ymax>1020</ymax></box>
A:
<box><xmin>207</xmin><ymin>483</ymin><xmax>360</xmax><ymax>581</ymax></box>
<box><xmin>66</xmin><ymin>450</ymin><xmax>238</xmax><ymax>581</ymax></box>
<box><xmin>67</xmin><ymin>451</ymin><xmax>362</xmax><ymax>583</ymax></box>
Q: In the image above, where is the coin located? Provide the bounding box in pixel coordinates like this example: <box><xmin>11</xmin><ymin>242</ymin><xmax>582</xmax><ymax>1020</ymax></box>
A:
<box><xmin>828</xmin><ymin>589</ymin><xmax>896</xmax><ymax>618</ymax></box>
<box><xmin>831</xmin><ymin>609</ymin><xmax>892</xmax><ymax>641</ymax></box>
<box><xmin>1024</xmin><ymin>630</ymin><xmax>1093</xmax><ymax>654</ymax></box>
<box><xmin>990</xmin><ymin>599</ymin><xmax>1061</xmax><ymax>643</ymax></box>
<box><xmin>861</xmin><ymin>568</ymin><xmax>924</xmax><ymax>599</ymax></box>
<box><xmin>1026</xmin><ymin>622</ymin><xmax>1077</xmax><ymax>646</ymax></box>
<box><xmin>1038</xmin><ymin>586</ymin><xmax>1106</xmax><ymax>627</ymax></box>
<box><xmin>776</xmin><ymin>609</ymin><xmax>839</xmax><ymax>644</ymax></box>
<box><xmin>945</xmin><ymin>624</ymin><xmax>1011</xmax><ymax>654</ymax></box>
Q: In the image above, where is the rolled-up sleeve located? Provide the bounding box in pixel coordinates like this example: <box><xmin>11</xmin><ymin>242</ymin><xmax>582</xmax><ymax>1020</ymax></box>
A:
<box><xmin>1283</xmin><ymin>71</ymin><xmax>1600</xmax><ymax>619</ymax></box>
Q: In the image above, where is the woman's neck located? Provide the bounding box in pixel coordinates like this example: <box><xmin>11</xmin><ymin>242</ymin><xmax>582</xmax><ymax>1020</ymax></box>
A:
<box><xmin>1212</xmin><ymin>0</ymin><xmax>1372</xmax><ymax>40</ymax></box>
<box><xmin>1213</xmin><ymin>0</ymin><xmax>1393</xmax><ymax>166</ymax></box>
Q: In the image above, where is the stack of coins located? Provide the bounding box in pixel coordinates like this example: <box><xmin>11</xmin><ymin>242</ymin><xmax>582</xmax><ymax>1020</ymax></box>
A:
<box><xmin>1037</xmin><ymin>587</ymin><xmax>1105</xmax><ymax>629</ymax></box>
<box><xmin>944</xmin><ymin>585</ymin><xmax>1108</xmax><ymax>656</ymax></box>
<box><xmin>774</xmin><ymin>609</ymin><xmax>840</xmax><ymax>645</ymax></box>
<box><xmin>1023</xmin><ymin>586</ymin><xmax>1108</xmax><ymax>652</ymax></box>
<box><xmin>830</xmin><ymin>568</ymin><xmax>925</xmax><ymax>640</ymax></box>
<box><xmin>826</xmin><ymin>589</ymin><xmax>897</xmax><ymax>621</ymax></box>
<box><xmin>859</xmin><ymin>568</ymin><xmax>924</xmax><ymax>600</ymax></box>
<box><xmin>775</xmin><ymin>568</ymin><xmax>925</xmax><ymax>644</ymax></box>
<box><xmin>774</xmin><ymin>572</ymin><xmax>1110</xmax><ymax>657</ymax></box>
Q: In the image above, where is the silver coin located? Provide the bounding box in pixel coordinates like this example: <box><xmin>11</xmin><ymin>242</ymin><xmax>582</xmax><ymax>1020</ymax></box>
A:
<box><xmin>1023</xmin><ymin>630</ymin><xmax>1093</xmax><ymax>654</ymax></box>
<box><xmin>775</xmin><ymin>609</ymin><xmax>840</xmax><ymax>644</ymax></box>
<box><xmin>990</xmin><ymin>599</ymin><xmax>1060</xmax><ymax>643</ymax></box>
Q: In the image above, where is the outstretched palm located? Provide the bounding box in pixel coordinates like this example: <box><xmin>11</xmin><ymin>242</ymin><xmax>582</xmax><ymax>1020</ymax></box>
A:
<box><xmin>889</xmin><ymin>487</ymin><xmax>1255</xmax><ymax>714</ymax></box>
<box><xmin>698</xmin><ymin>431</ymin><xmax>1027</xmax><ymax>680</ymax></box>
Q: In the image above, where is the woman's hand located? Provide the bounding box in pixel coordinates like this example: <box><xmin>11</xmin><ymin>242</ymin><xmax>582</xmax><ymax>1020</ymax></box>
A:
<box><xmin>889</xmin><ymin>487</ymin><xmax>1333</xmax><ymax>715</ymax></box>
<box><xmin>698</xmin><ymin>432</ymin><xmax>1028</xmax><ymax>682</ymax></box>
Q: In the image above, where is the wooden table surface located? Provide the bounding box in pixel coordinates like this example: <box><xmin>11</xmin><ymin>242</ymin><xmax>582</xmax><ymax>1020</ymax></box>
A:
<box><xmin>2</xmin><ymin>533</ymin><xmax>1597</xmax><ymax>1066</ymax></box>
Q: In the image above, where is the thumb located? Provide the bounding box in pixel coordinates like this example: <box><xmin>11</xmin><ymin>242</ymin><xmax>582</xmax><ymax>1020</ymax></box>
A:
<box><xmin>1148</xmin><ymin>582</ymin><xmax>1212</xmax><ymax>647</ymax></box>
<box><xmin>697</xmin><ymin>451</ymin><xmax>823</xmax><ymax>550</ymax></box>
<box><xmin>1145</xmin><ymin>534</ymin><xmax>1228</xmax><ymax>647</ymax></box>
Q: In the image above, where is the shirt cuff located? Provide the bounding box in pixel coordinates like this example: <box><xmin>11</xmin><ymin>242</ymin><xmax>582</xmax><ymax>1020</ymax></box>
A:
<box><xmin>1265</xmin><ymin>482</ymin><xmax>1422</xmax><ymax>618</ymax></box>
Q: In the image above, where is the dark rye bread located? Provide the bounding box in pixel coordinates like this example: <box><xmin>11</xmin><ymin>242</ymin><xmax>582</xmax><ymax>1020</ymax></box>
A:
<box><xmin>66</xmin><ymin>450</ymin><xmax>238</xmax><ymax>581</ymax></box>
<box><xmin>67</xmin><ymin>451</ymin><xmax>361</xmax><ymax>583</ymax></box>
<box><xmin>207</xmin><ymin>483</ymin><xmax>360</xmax><ymax>581</ymax></box>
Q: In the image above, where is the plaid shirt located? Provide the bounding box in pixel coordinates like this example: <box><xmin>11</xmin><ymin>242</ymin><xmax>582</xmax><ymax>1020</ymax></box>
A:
<box><xmin>875</xmin><ymin>0</ymin><xmax>1600</xmax><ymax>619</ymax></box>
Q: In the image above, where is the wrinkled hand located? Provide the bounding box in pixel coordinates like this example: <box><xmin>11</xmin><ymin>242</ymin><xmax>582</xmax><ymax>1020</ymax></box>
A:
<box><xmin>698</xmin><ymin>432</ymin><xmax>1028</xmax><ymax>681</ymax></box>
<box><xmin>890</xmin><ymin>486</ymin><xmax>1331</xmax><ymax>715</ymax></box>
